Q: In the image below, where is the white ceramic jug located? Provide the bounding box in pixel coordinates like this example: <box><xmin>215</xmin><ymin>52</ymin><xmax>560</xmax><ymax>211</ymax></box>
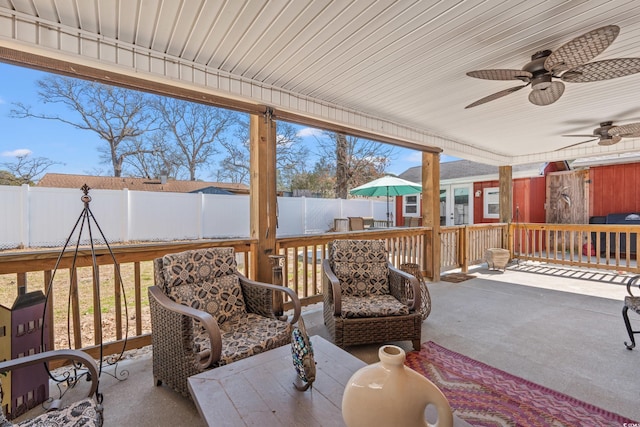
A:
<box><xmin>342</xmin><ymin>345</ymin><xmax>453</xmax><ymax>427</ymax></box>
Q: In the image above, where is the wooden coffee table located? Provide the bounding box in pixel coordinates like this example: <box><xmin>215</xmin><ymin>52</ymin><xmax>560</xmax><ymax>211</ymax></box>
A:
<box><xmin>188</xmin><ymin>336</ymin><xmax>362</xmax><ymax>426</ymax></box>
<box><xmin>188</xmin><ymin>335</ymin><xmax>471</xmax><ymax>427</ymax></box>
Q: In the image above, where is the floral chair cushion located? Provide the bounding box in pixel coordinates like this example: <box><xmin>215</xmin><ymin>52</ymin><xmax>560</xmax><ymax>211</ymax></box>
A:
<box><xmin>13</xmin><ymin>398</ymin><xmax>102</xmax><ymax>427</ymax></box>
<box><xmin>192</xmin><ymin>313</ymin><xmax>292</xmax><ymax>365</ymax></box>
<box><xmin>330</xmin><ymin>240</ymin><xmax>390</xmax><ymax>296</ymax></box>
<box><xmin>0</xmin><ymin>379</ymin><xmax>101</xmax><ymax>427</ymax></box>
<box><xmin>162</xmin><ymin>248</ymin><xmax>247</xmax><ymax>325</ymax></box>
<box><xmin>340</xmin><ymin>294</ymin><xmax>410</xmax><ymax>318</ymax></box>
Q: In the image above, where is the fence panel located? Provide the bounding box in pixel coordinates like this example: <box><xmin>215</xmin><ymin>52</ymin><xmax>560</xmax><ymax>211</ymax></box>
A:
<box><xmin>202</xmin><ymin>194</ymin><xmax>250</xmax><ymax>238</ymax></box>
<box><xmin>128</xmin><ymin>190</ymin><xmax>201</xmax><ymax>241</ymax></box>
<box><xmin>277</xmin><ymin>197</ymin><xmax>308</xmax><ymax>236</ymax></box>
<box><xmin>30</xmin><ymin>187</ymin><xmax>125</xmax><ymax>246</ymax></box>
<box><xmin>0</xmin><ymin>185</ymin><xmax>23</xmax><ymax>249</ymax></box>
<box><xmin>0</xmin><ymin>185</ymin><xmax>392</xmax><ymax>248</ymax></box>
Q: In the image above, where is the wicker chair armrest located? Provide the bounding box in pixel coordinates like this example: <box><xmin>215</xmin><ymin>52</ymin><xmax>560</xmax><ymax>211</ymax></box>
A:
<box><xmin>627</xmin><ymin>275</ymin><xmax>640</xmax><ymax>297</ymax></box>
<box><xmin>238</xmin><ymin>275</ymin><xmax>301</xmax><ymax>324</ymax></box>
<box><xmin>389</xmin><ymin>265</ymin><xmax>421</xmax><ymax>312</ymax></box>
<box><xmin>0</xmin><ymin>349</ymin><xmax>99</xmax><ymax>398</ymax></box>
<box><xmin>148</xmin><ymin>286</ymin><xmax>222</xmax><ymax>369</ymax></box>
<box><xmin>322</xmin><ymin>259</ymin><xmax>342</xmax><ymax>315</ymax></box>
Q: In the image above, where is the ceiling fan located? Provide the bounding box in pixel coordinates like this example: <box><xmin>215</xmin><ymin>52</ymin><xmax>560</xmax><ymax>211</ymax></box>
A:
<box><xmin>465</xmin><ymin>25</ymin><xmax>640</xmax><ymax>108</ymax></box>
<box><xmin>558</xmin><ymin>120</ymin><xmax>640</xmax><ymax>150</ymax></box>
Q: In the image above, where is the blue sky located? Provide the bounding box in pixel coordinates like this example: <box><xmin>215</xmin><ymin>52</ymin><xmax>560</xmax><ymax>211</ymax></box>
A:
<box><xmin>0</xmin><ymin>62</ymin><xmax>453</xmax><ymax>179</ymax></box>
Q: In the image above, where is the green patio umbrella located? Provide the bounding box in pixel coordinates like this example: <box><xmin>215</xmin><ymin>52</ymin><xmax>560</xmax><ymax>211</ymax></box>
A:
<box><xmin>349</xmin><ymin>175</ymin><xmax>422</xmax><ymax>226</ymax></box>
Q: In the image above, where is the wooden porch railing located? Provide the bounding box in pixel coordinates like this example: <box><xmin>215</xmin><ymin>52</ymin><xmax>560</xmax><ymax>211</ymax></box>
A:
<box><xmin>276</xmin><ymin>227</ymin><xmax>431</xmax><ymax>306</ymax></box>
<box><xmin>9</xmin><ymin>221</ymin><xmax>613</xmax><ymax>360</ymax></box>
<box><xmin>440</xmin><ymin>223</ymin><xmax>507</xmax><ymax>272</ymax></box>
<box><xmin>0</xmin><ymin>239</ymin><xmax>257</xmax><ymax>361</ymax></box>
<box><xmin>511</xmin><ymin>222</ymin><xmax>640</xmax><ymax>273</ymax></box>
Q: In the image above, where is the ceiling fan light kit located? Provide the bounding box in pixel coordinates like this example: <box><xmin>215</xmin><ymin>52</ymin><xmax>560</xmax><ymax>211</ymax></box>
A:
<box><xmin>465</xmin><ymin>24</ymin><xmax>640</xmax><ymax>108</ymax></box>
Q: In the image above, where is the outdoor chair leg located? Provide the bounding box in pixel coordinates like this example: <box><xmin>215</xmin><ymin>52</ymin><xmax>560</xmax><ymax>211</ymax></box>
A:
<box><xmin>623</xmin><ymin>305</ymin><xmax>636</xmax><ymax>350</ymax></box>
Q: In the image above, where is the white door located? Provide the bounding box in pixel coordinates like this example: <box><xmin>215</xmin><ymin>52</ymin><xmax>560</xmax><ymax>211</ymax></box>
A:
<box><xmin>440</xmin><ymin>184</ymin><xmax>473</xmax><ymax>226</ymax></box>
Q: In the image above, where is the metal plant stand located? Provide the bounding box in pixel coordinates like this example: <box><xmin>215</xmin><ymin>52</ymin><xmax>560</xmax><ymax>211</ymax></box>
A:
<box><xmin>42</xmin><ymin>184</ymin><xmax>129</xmax><ymax>406</ymax></box>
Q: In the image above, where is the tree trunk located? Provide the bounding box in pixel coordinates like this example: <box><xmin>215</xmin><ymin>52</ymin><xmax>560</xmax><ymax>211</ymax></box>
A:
<box><xmin>335</xmin><ymin>133</ymin><xmax>349</xmax><ymax>199</ymax></box>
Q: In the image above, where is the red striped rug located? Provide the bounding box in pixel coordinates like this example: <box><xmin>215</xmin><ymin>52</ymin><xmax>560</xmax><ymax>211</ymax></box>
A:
<box><xmin>405</xmin><ymin>341</ymin><xmax>637</xmax><ymax>427</ymax></box>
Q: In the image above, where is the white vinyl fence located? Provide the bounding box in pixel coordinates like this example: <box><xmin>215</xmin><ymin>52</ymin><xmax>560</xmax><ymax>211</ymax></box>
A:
<box><xmin>0</xmin><ymin>185</ymin><xmax>392</xmax><ymax>249</ymax></box>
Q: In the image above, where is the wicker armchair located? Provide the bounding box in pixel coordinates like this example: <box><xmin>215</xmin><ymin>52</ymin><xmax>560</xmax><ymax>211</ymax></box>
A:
<box><xmin>623</xmin><ymin>275</ymin><xmax>640</xmax><ymax>349</ymax></box>
<box><xmin>149</xmin><ymin>247</ymin><xmax>301</xmax><ymax>397</ymax></box>
<box><xmin>322</xmin><ymin>239</ymin><xmax>423</xmax><ymax>350</ymax></box>
<box><xmin>0</xmin><ymin>349</ymin><xmax>103</xmax><ymax>427</ymax></box>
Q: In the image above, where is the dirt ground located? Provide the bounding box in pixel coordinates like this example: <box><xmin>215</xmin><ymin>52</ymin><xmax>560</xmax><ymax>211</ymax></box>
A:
<box><xmin>0</xmin><ymin>260</ymin><xmax>155</xmax><ymax>350</ymax></box>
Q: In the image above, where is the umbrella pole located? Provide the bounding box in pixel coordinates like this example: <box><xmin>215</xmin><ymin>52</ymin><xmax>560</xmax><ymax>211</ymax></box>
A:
<box><xmin>386</xmin><ymin>186</ymin><xmax>390</xmax><ymax>227</ymax></box>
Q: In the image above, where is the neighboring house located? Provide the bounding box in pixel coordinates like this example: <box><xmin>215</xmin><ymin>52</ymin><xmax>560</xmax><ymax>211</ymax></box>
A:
<box><xmin>397</xmin><ymin>154</ymin><xmax>640</xmax><ymax>226</ymax></box>
<box><xmin>37</xmin><ymin>173</ymin><xmax>249</xmax><ymax>195</ymax></box>
<box><xmin>396</xmin><ymin>159</ymin><xmax>569</xmax><ymax>226</ymax></box>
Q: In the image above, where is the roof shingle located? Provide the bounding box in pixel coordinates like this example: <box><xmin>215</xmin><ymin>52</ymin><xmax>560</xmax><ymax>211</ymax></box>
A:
<box><xmin>37</xmin><ymin>173</ymin><xmax>249</xmax><ymax>194</ymax></box>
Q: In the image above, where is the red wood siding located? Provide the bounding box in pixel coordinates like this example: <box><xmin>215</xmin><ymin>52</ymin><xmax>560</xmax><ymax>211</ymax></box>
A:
<box><xmin>473</xmin><ymin>177</ymin><xmax>546</xmax><ymax>224</ymax></box>
<box><xmin>590</xmin><ymin>163</ymin><xmax>640</xmax><ymax>216</ymax></box>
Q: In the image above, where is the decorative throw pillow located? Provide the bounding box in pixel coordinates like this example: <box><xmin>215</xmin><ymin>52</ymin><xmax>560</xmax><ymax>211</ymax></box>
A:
<box><xmin>290</xmin><ymin>317</ymin><xmax>315</xmax><ymax>391</ymax></box>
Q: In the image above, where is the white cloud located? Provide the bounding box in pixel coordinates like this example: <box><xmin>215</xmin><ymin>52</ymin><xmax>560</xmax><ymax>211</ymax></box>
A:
<box><xmin>296</xmin><ymin>127</ymin><xmax>323</xmax><ymax>138</ymax></box>
<box><xmin>0</xmin><ymin>96</ymin><xmax>6</xmax><ymax>104</ymax></box>
<box><xmin>1</xmin><ymin>148</ymin><xmax>32</xmax><ymax>157</ymax></box>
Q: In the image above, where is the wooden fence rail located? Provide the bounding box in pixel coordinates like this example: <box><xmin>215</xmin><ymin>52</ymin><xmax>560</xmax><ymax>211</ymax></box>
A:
<box><xmin>9</xmin><ymin>221</ymin><xmax>615</xmax><ymax>361</ymax></box>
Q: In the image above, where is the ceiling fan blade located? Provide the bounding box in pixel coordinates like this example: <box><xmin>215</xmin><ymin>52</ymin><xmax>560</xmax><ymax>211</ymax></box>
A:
<box><xmin>608</xmin><ymin>122</ymin><xmax>640</xmax><ymax>137</ymax></box>
<box><xmin>555</xmin><ymin>138</ymin><xmax>599</xmax><ymax>151</ymax></box>
<box><xmin>528</xmin><ymin>81</ymin><xmax>565</xmax><ymax>106</ymax></box>
<box><xmin>466</xmin><ymin>69</ymin><xmax>532</xmax><ymax>81</ymax></box>
<box><xmin>561</xmin><ymin>58</ymin><xmax>640</xmax><ymax>82</ymax></box>
<box><xmin>464</xmin><ymin>84</ymin><xmax>528</xmax><ymax>109</ymax></box>
<box><xmin>598</xmin><ymin>135</ymin><xmax>622</xmax><ymax>146</ymax></box>
<box><xmin>544</xmin><ymin>25</ymin><xmax>619</xmax><ymax>73</ymax></box>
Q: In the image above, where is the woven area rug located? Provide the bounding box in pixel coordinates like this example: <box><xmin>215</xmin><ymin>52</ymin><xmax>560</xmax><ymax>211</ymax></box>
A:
<box><xmin>405</xmin><ymin>341</ymin><xmax>637</xmax><ymax>427</ymax></box>
<box><xmin>440</xmin><ymin>273</ymin><xmax>476</xmax><ymax>283</ymax></box>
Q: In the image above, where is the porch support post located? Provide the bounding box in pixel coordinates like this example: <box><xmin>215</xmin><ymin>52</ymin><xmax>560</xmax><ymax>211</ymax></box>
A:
<box><xmin>250</xmin><ymin>110</ymin><xmax>277</xmax><ymax>283</ymax></box>
<box><xmin>499</xmin><ymin>165</ymin><xmax>512</xmax><ymax>246</ymax></box>
<box><xmin>423</xmin><ymin>152</ymin><xmax>441</xmax><ymax>281</ymax></box>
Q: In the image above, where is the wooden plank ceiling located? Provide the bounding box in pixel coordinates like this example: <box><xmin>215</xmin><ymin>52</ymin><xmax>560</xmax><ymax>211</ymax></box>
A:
<box><xmin>2</xmin><ymin>0</ymin><xmax>640</xmax><ymax>165</ymax></box>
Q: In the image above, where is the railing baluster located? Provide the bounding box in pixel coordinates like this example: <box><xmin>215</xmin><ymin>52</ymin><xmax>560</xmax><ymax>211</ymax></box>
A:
<box><xmin>134</xmin><ymin>262</ymin><xmax>142</xmax><ymax>336</ymax></box>
<box><xmin>70</xmin><ymin>267</ymin><xmax>82</xmax><ymax>349</ymax></box>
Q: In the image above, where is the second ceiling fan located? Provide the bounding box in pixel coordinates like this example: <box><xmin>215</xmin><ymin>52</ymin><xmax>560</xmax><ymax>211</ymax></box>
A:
<box><xmin>465</xmin><ymin>25</ymin><xmax>640</xmax><ymax>108</ymax></box>
<box><xmin>558</xmin><ymin>121</ymin><xmax>640</xmax><ymax>150</ymax></box>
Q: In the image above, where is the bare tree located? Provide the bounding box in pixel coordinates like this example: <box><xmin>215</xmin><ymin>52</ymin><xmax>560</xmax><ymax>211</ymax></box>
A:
<box><xmin>123</xmin><ymin>133</ymin><xmax>182</xmax><ymax>179</ymax></box>
<box><xmin>10</xmin><ymin>76</ymin><xmax>157</xmax><ymax>177</ymax></box>
<box><xmin>217</xmin><ymin>119</ymin><xmax>309</xmax><ymax>188</ymax></box>
<box><xmin>1</xmin><ymin>154</ymin><xmax>62</xmax><ymax>185</ymax></box>
<box><xmin>316</xmin><ymin>132</ymin><xmax>396</xmax><ymax>198</ymax></box>
<box><xmin>216</xmin><ymin>131</ymin><xmax>250</xmax><ymax>184</ymax></box>
<box><xmin>335</xmin><ymin>133</ymin><xmax>349</xmax><ymax>199</ymax></box>
<box><xmin>153</xmin><ymin>98</ymin><xmax>238</xmax><ymax>181</ymax></box>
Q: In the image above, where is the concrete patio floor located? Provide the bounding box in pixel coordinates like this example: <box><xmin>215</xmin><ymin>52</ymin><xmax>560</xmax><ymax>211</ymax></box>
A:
<box><xmin>27</xmin><ymin>263</ymin><xmax>640</xmax><ymax>425</ymax></box>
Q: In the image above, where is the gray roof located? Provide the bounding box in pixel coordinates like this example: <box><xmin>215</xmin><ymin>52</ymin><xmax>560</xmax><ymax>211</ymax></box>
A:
<box><xmin>398</xmin><ymin>160</ymin><xmax>543</xmax><ymax>184</ymax></box>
